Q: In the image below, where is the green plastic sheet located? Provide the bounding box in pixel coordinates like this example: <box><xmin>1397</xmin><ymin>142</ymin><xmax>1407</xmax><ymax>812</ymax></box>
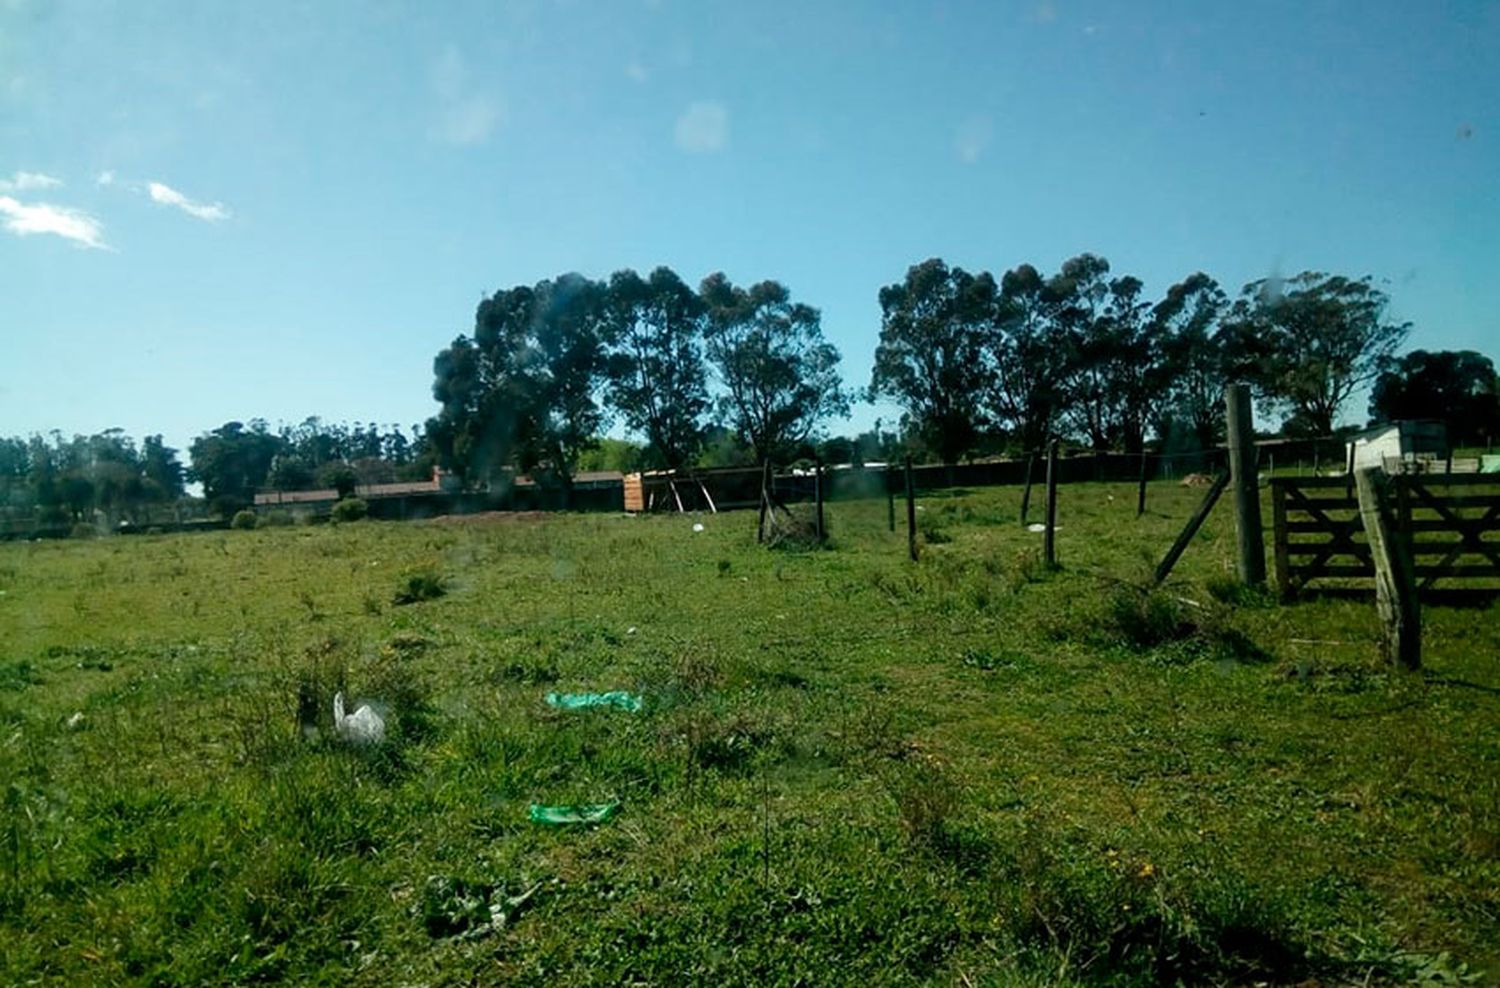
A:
<box><xmin>545</xmin><ymin>691</ymin><xmax>643</xmax><ymax>713</ymax></box>
<box><xmin>528</xmin><ymin>801</ymin><xmax>621</xmax><ymax>826</ymax></box>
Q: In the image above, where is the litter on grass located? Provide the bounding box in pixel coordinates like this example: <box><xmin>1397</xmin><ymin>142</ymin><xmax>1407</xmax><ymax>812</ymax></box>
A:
<box><xmin>1026</xmin><ymin>523</ymin><xmax>1062</xmax><ymax>533</ymax></box>
<box><xmin>333</xmin><ymin>691</ymin><xmax>386</xmax><ymax>744</ymax></box>
<box><xmin>545</xmin><ymin>691</ymin><xmax>644</xmax><ymax>713</ymax></box>
<box><xmin>692</xmin><ymin>523</ymin><xmax>705</xmax><ymax>532</ymax></box>
<box><xmin>529</xmin><ymin>802</ymin><xmax>620</xmax><ymax>826</ymax></box>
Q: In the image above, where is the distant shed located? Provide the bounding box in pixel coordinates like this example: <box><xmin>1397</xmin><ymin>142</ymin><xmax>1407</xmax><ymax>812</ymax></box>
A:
<box><xmin>1346</xmin><ymin>420</ymin><xmax>1447</xmax><ymax>473</ymax></box>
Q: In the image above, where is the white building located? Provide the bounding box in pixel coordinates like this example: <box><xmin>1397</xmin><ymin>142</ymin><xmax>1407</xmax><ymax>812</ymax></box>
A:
<box><xmin>1345</xmin><ymin>420</ymin><xmax>1448</xmax><ymax>473</ymax></box>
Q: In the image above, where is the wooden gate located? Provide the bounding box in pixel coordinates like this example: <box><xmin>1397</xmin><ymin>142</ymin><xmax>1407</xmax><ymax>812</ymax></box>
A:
<box><xmin>1272</xmin><ymin>474</ymin><xmax>1500</xmax><ymax>600</ymax></box>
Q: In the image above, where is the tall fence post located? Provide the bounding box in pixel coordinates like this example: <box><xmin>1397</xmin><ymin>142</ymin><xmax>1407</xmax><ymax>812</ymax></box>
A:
<box><xmin>1020</xmin><ymin>452</ymin><xmax>1036</xmax><ymax>525</ymax></box>
<box><xmin>1354</xmin><ymin>468</ymin><xmax>1421</xmax><ymax>669</ymax></box>
<box><xmin>1136</xmin><ymin>450</ymin><xmax>1149</xmax><ymax>517</ymax></box>
<box><xmin>905</xmin><ymin>455</ymin><xmax>917</xmax><ymax>562</ymax></box>
<box><xmin>1044</xmin><ymin>440</ymin><xmax>1059</xmax><ymax>568</ymax></box>
<box><xmin>814</xmin><ymin>456</ymin><xmax>825</xmax><ymax>542</ymax></box>
<box><xmin>886</xmin><ymin>467</ymin><xmax>895</xmax><ymax>533</ymax></box>
<box><xmin>1226</xmin><ymin>384</ymin><xmax>1266</xmax><ymax>586</ymax></box>
<box><xmin>757</xmin><ymin>459</ymin><xmax>772</xmax><ymax>543</ymax></box>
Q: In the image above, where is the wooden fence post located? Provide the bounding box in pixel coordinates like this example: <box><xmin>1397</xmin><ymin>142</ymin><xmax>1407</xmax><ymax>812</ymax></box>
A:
<box><xmin>1044</xmin><ymin>440</ymin><xmax>1059</xmax><ymax>568</ymax></box>
<box><xmin>1354</xmin><ymin>467</ymin><xmax>1421</xmax><ymax>669</ymax></box>
<box><xmin>1020</xmin><ymin>452</ymin><xmax>1036</xmax><ymax>524</ymax></box>
<box><xmin>905</xmin><ymin>455</ymin><xmax>917</xmax><ymax>562</ymax></box>
<box><xmin>1136</xmin><ymin>450</ymin><xmax>1149</xmax><ymax>517</ymax></box>
<box><xmin>814</xmin><ymin>456</ymin><xmax>825</xmax><ymax>542</ymax></box>
<box><xmin>887</xmin><ymin>467</ymin><xmax>895</xmax><ymax>533</ymax></box>
<box><xmin>757</xmin><ymin>459</ymin><xmax>772</xmax><ymax>543</ymax></box>
<box><xmin>1226</xmin><ymin>383</ymin><xmax>1266</xmax><ymax>586</ymax></box>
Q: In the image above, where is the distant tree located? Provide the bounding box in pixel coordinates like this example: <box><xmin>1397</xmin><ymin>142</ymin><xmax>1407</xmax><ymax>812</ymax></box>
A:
<box><xmin>1369</xmin><ymin>349</ymin><xmax>1500</xmax><ymax>448</ymax></box>
<box><xmin>188</xmin><ymin>421</ymin><xmax>285</xmax><ymax>516</ymax></box>
<box><xmin>1153</xmin><ymin>273</ymin><xmax>1230</xmax><ymax>451</ymax></box>
<box><xmin>695</xmin><ymin>424</ymin><xmax>758</xmax><ymax>469</ymax></box>
<box><xmin>700</xmin><ymin>273</ymin><xmax>849</xmax><ymax>462</ymax></box>
<box><xmin>984</xmin><ymin>262</ymin><xmax>1073</xmax><ymax>452</ymax></box>
<box><xmin>140</xmin><ymin>435</ymin><xmax>186</xmax><ymax>501</ymax></box>
<box><xmin>574</xmin><ymin>438</ymin><xmax>644</xmax><ymax>475</ymax></box>
<box><xmin>429</xmin><ymin>273</ymin><xmax>609</xmax><ymax>497</ymax></box>
<box><xmin>268</xmin><ymin>455</ymin><xmax>317</xmax><ymax>491</ymax></box>
<box><xmin>1221</xmin><ymin>273</ymin><xmax>1409</xmax><ymax>436</ymax></box>
<box><xmin>870</xmin><ymin>259</ymin><xmax>994</xmax><ymax>464</ymax></box>
<box><xmin>317</xmin><ymin>462</ymin><xmax>358</xmax><ymax>499</ymax></box>
<box><xmin>603</xmin><ymin>267</ymin><xmax>709</xmax><ymax>470</ymax></box>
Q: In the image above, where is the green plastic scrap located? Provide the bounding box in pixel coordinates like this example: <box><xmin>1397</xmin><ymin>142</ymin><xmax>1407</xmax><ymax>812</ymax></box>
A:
<box><xmin>528</xmin><ymin>802</ymin><xmax>621</xmax><ymax>826</ymax></box>
<box><xmin>545</xmin><ymin>690</ymin><xmax>644</xmax><ymax>713</ymax></box>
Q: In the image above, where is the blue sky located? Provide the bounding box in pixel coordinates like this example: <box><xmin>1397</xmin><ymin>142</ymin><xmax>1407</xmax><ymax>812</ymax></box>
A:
<box><xmin>2</xmin><ymin>0</ymin><xmax>1496</xmax><ymax>456</ymax></box>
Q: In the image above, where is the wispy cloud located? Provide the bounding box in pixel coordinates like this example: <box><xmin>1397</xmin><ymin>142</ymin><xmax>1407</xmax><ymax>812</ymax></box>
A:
<box><xmin>0</xmin><ymin>170</ymin><xmax>62</xmax><ymax>193</ymax></box>
<box><xmin>95</xmin><ymin>169</ymin><xmax>115</xmax><ymax>187</ymax></box>
<box><xmin>1029</xmin><ymin>1</ymin><xmax>1058</xmax><ymax>24</ymax></box>
<box><xmin>0</xmin><ymin>194</ymin><xmax>110</xmax><ymax>249</ymax></box>
<box><xmin>674</xmin><ymin>101</ymin><xmax>729</xmax><ymax>153</ymax></box>
<box><xmin>147</xmin><ymin>180</ymin><xmax>230</xmax><ymax>222</ymax></box>
<box><xmin>430</xmin><ymin>45</ymin><xmax>501</xmax><ymax>146</ymax></box>
<box><xmin>625</xmin><ymin>59</ymin><xmax>649</xmax><ymax>83</ymax></box>
<box><xmin>954</xmin><ymin>116</ymin><xmax>993</xmax><ymax>164</ymax></box>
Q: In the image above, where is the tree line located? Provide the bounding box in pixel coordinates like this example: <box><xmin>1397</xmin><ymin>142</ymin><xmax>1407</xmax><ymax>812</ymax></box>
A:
<box><xmin>0</xmin><ymin>419</ymin><xmax>432</xmax><ymax>527</ymax></box>
<box><xmin>425</xmin><ymin>267</ymin><xmax>848</xmax><ymax>497</ymax></box>
<box><xmin>3</xmin><ymin>256</ymin><xmax>1494</xmax><ymax>529</ymax></box>
<box><xmin>870</xmin><ymin>257</ymin><xmax>1425</xmax><ymax>463</ymax></box>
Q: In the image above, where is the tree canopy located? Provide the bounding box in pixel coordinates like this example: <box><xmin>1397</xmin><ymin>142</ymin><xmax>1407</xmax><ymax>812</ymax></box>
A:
<box><xmin>1369</xmin><ymin>349</ymin><xmax>1500</xmax><ymax>448</ymax></box>
<box><xmin>603</xmin><ymin>267</ymin><xmax>711</xmax><ymax>471</ymax></box>
<box><xmin>870</xmin><ymin>259</ymin><xmax>994</xmax><ymax>464</ymax></box>
<box><xmin>701</xmin><ymin>273</ymin><xmax>849</xmax><ymax>462</ymax></box>
<box><xmin>1221</xmin><ymin>273</ymin><xmax>1409</xmax><ymax>437</ymax></box>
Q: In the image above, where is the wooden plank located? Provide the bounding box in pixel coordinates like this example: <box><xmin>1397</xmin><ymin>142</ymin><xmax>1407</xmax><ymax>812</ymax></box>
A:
<box><xmin>1286</xmin><ymin>543</ymin><xmax>1500</xmax><ymax>559</ymax></box>
<box><xmin>1287</xmin><ymin>519</ymin><xmax>1500</xmax><ymax>534</ymax></box>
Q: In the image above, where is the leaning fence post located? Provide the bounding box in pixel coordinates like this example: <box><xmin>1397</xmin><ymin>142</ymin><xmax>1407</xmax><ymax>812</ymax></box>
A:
<box><xmin>905</xmin><ymin>455</ymin><xmax>917</xmax><ymax>562</ymax></box>
<box><xmin>1044</xmin><ymin>440</ymin><xmax>1059</xmax><ymax>568</ymax></box>
<box><xmin>1354</xmin><ymin>467</ymin><xmax>1421</xmax><ymax>669</ymax></box>
<box><xmin>1226</xmin><ymin>383</ymin><xmax>1266</xmax><ymax>586</ymax></box>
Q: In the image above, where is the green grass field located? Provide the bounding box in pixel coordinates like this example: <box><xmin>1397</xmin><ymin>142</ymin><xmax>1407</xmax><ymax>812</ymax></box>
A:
<box><xmin>2</xmin><ymin>483</ymin><xmax>1496</xmax><ymax>986</ymax></box>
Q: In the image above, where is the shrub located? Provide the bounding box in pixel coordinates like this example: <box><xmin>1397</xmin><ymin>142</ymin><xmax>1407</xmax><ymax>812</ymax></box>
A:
<box><xmin>260</xmin><ymin>509</ymin><xmax>294</xmax><ymax>528</ymax></box>
<box><xmin>392</xmin><ymin>567</ymin><xmax>444</xmax><ymax>605</ymax></box>
<box><xmin>330</xmin><ymin>498</ymin><xmax>368</xmax><ymax>523</ymax></box>
<box><xmin>230</xmin><ymin>509</ymin><xmax>258</xmax><ymax>531</ymax></box>
<box><xmin>70</xmin><ymin>522</ymin><xmax>96</xmax><ymax>539</ymax></box>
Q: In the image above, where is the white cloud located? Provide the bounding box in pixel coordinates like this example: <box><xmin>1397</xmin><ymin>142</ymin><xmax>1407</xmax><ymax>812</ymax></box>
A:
<box><xmin>954</xmin><ymin>116</ymin><xmax>992</xmax><ymax>164</ymax></box>
<box><xmin>430</xmin><ymin>45</ymin><xmax>501</xmax><ymax>146</ymax></box>
<box><xmin>0</xmin><ymin>170</ymin><xmax>62</xmax><ymax>193</ymax></box>
<box><xmin>674</xmin><ymin>101</ymin><xmax>728</xmax><ymax>153</ymax></box>
<box><xmin>95</xmin><ymin>170</ymin><xmax>115</xmax><ymax>187</ymax></box>
<box><xmin>435</xmin><ymin>97</ymin><xmax>498</xmax><ymax>146</ymax></box>
<box><xmin>0</xmin><ymin>195</ymin><xmax>110</xmax><ymax>249</ymax></box>
<box><xmin>147</xmin><ymin>180</ymin><xmax>230</xmax><ymax>222</ymax></box>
